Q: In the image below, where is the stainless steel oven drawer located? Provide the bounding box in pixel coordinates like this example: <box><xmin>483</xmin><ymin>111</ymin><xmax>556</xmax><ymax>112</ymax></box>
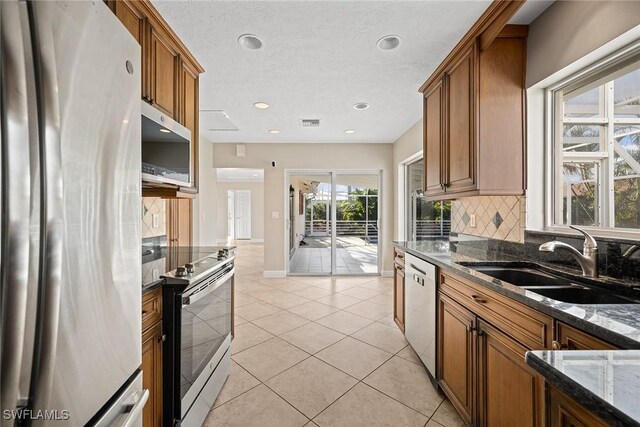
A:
<box><xmin>181</xmin><ymin>342</ymin><xmax>231</xmax><ymax>427</ymax></box>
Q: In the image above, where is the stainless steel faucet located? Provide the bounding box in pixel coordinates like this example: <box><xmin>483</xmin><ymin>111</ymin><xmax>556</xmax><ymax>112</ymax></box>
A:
<box><xmin>539</xmin><ymin>226</ymin><xmax>599</xmax><ymax>278</ymax></box>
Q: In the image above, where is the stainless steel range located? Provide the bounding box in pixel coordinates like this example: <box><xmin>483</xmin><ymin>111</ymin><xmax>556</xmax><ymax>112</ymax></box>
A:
<box><xmin>161</xmin><ymin>247</ymin><xmax>236</xmax><ymax>427</ymax></box>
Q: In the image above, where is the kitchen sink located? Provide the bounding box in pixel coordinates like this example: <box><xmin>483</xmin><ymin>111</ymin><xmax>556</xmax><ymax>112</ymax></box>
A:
<box><xmin>461</xmin><ymin>263</ymin><xmax>639</xmax><ymax>305</ymax></box>
<box><xmin>465</xmin><ymin>265</ymin><xmax>573</xmax><ymax>287</ymax></box>
<box><xmin>528</xmin><ymin>287</ymin><xmax>637</xmax><ymax>305</ymax></box>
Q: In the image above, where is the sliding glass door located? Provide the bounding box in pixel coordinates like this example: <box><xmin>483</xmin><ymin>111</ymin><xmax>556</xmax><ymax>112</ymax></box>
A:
<box><xmin>288</xmin><ymin>171</ymin><xmax>380</xmax><ymax>275</ymax></box>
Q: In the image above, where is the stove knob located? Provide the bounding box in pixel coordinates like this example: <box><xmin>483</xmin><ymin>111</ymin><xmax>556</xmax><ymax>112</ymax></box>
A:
<box><xmin>176</xmin><ymin>267</ymin><xmax>187</xmax><ymax>277</ymax></box>
<box><xmin>218</xmin><ymin>250</ymin><xmax>226</xmax><ymax>258</ymax></box>
<box><xmin>185</xmin><ymin>263</ymin><xmax>195</xmax><ymax>273</ymax></box>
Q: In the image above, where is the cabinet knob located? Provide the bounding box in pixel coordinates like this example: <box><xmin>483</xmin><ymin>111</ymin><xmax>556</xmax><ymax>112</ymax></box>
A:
<box><xmin>552</xmin><ymin>340</ymin><xmax>566</xmax><ymax>350</ymax></box>
<box><xmin>159</xmin><ymin>334</ymin><xmax>167</xmax><ymax>343</ymax></box>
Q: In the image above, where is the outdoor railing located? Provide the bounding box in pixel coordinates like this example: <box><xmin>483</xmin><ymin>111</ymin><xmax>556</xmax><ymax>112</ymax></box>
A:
<box><xmin>305</xmin><ymin>219</ymin><xmax>451</xmax><ymax>237</ymax></box>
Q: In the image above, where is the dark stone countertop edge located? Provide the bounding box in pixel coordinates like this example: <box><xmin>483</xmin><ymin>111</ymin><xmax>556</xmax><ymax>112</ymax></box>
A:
<box><xmin>142</xmin><ymin>279</ymin><xmax>163</xmax><ymax>294</ymax></box>
<box><xmin>392</xmin><ymin>241</ymin><xmax>640</xmax><ymax>350</ymax></box>
<box><xmin>525</xmin><ymin>351</ymin><xmax>640</xmax><ymax>427</ymax></box>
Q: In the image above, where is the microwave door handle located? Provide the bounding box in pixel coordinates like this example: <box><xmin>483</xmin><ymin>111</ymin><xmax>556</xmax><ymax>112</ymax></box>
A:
<box><xmin>182</xmin><ymin>268</ymin><xmax>235</xmax><ymax>307</ymax></box>
<box><xmin>28</xmin><ymin>1</ymin><xmax>64</xmax><ymax>418</ymax></box>
<box><xmin>0</xmin><ymin>0</ymin><xmax>34</xmax><ymax>419</ymax></box>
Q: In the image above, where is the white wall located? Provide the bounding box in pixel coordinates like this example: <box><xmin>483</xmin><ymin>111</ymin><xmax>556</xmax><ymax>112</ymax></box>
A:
<box><xmin>216</xmin><ymin>181</ymin><xmax>265</xmax><ymax>241</ymax></box>
<box><xmin>527</xmin><ymin>1</ymin><xmax>640</xmax><ymax>88</ymax></box>
<box><xmin>211</xmin><ymin>143</ymin><xmax>394</xmax><ymax>275</ymax></box>
<box><xmin>525</xmin><ymin>1</ymin><xmax>640</xmax><ymax>230</ymax></box>
<box><xmin>192</xmin><ymin>137</ymin><xmax>218</xmax><ymax>246</ymax></box>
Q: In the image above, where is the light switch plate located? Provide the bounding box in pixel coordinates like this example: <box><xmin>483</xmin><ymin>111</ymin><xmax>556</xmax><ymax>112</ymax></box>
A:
<box><xmin>152</xmin><ymin>213</ymin><xmax>159</xmax><ymax>228</ymax></box>
<box><xmin>271</xmin><ymin>211</ymin><xmax>279</xmax><ymax>219</ymax></box>
<box><xmin>470</xmin><ymin>214</ymin><xmax>476</xmax><ymax>228</ymax></box>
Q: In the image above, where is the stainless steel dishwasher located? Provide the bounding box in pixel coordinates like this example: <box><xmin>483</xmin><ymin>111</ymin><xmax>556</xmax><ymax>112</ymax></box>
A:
<box><xmin>404</xmin><ymin>254</ymin><xmax>437</xmax><ymax>383</ymax></box>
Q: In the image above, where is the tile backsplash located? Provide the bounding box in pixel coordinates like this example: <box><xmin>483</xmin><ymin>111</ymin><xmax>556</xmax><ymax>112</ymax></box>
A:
<box><xmin>141</xmin><ymin>197</ymin><xmax>166</xmax><ymax>238</ymax></box>
<box><xmin>451</xmin><ymin>196</ymin><xmax>526</xmax><ymax>243</ymax></box>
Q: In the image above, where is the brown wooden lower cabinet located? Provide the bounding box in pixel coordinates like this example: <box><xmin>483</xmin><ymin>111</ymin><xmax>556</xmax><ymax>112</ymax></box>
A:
<box><xmin>477</xmin><ymin>320</ymin><xmax>544</xmax><ymax>427</ymax></box>
<box><xmin>141</xmin><ymin>320</ymin><xmax>163</xmax><ymax>427</ymax></box>
<box><xmin>547</xmin><ymin>385</ymin><xmax>607</xmax><ymax>427</ymax></box>
<box><xmin>141</xmin><ymin>288</ymin><xmax>163</xmax><ymax>427</ymax></box>
<box><xmin>554</xmin><ymin>321</ymin><xmax>618</xmax><ymax>351</ymax></box>
<box><xmin>437</xmin><ymin>269</ymin><xmax>620</xmax><ymax>426</ymax></box>
<box><xmin>437</xmin><ymin>293</ymin><xmax>475</xmax><ymax>425</ymax></box>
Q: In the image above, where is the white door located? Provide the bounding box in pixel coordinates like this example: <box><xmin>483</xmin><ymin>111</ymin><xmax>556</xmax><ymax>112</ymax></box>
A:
<box><xmin>235</xmin><ymin>190</ymin><xmax>252</xmax><ymax>239</ymax></box>
<box><xmin>227</xmin><ymin>191</ymin><xmax>235</xmax><ymax>240</ymax></box>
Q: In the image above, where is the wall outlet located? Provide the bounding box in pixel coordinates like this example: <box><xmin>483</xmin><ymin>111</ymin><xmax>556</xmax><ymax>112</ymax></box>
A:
<box><xmin>271</xmin><ymin>211</ymin><xmax>279</xmax><ymax>219</ymax></box>
<box><xmin>152</xmin><ymin>268</ymin><xmax>159</xmax><ymax>281</ymax></box>
<box><xmin>152</xmin><ymin>213</ymin><xmax>159</xmax><ymax>228</ymax></box>
<box><xmin>470</xmin><ymin>214</ymin><xmax>476</xmax><ymax>228</ymax></box>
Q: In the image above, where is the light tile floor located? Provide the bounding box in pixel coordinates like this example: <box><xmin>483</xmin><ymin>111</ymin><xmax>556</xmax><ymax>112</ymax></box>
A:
<box><xmin>204</xmin><ymin>241</ymin><xmax>465</xmax><ymax>427</ymax></box>
<box><xmin>289</xmin><ymin>237</ymin><xmax>378</xmax><ymax>275</ymax></box>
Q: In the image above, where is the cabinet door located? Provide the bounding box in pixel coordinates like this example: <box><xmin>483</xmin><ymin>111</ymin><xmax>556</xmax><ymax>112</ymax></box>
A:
<box><xmin>177</xmin><ymin>198</ymin><xmax>192</xmax><ymax>247</ymax></box>
<box><xmin>423</xmin><ymin>78</ymin><xmax>445</xmax><ymax>197</ymax></box>
<box><xmin>166</xmin><ymin>199</ymin><xmax>191</xmax><ymax>248</ymax></box>
<box><xmin>179</xmin><ymin>62</ymin><xmax>199</xmax><ymax>189</ymax></box>
<box><xmin>394</xmin><ymin>264</ymin><xmax>405</xmax><ymax>332</ymax></box>
<box><xmin>438</xmin><ymin>293</ymin><xmax>475</xmax><ymax>424</ymax></box>
<box><xmin>150</xmin><ymin>28</ymin><xmax>178</xmax><ymax>117</ymax></box>
<box><xmin>112</xmin><ymin>1</ymin><xmax>149</xmax><ymax>99</ymax></box>
<box><xmin>445</xmin><ymin>45</ymin><xmax>476</xmax><ymax>194</ymax></box>
<box><xmin>477</xmin><ymin>320</ymin><xmax>544</xmax><ymax>427</ymax></box>
<box><xmin>555</xmin><ymin>322</ymin><xmax>617</xmax><ymax>351</ymax></box>
<box><xmin>548</xmin><ymin>385</ymin><xmax>607</xmax><ymax>427</ymax></box>
<box><xmin>142</xmin><ymin>321</ymin><xmax>163</xmax><ymax>427</ymax></box>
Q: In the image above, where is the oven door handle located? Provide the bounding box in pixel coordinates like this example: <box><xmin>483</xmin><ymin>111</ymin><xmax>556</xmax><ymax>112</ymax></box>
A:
<box><xmin>182</xmin><ymin>268</ymin><xmax>235</xmax><ymax>306</ymax></box>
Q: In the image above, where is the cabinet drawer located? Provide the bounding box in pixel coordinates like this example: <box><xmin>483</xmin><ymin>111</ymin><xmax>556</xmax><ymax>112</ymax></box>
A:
<box><xmin>142</xmin><ymin>288</ymin><xmax>162</xmax><ymax>332</ymax></box>
<box><xmin>440</xmin><ymin>271</ymin><xmax>552</xmax><ymax>350</ymax></box>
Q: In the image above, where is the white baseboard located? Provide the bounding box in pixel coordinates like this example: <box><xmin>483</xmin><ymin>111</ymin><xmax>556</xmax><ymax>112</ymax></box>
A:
<box><xmin>216</xmin><ymin>239</ymin><xmax>230</xmax><ymax>244</ymax></box>
<box><xmin>263</xmin><ymin>270</ymin><xmax>287</xmax><ymax>278</ymax></box>
<box><xmin>382</xmin><ymin>270</ymin><xmax>393</xmax><ymax>278</ymax></box>
<box><xmin>251</xmin><ymin>239</ymin><xmax>264</xmax><ymax>243</ymax></box>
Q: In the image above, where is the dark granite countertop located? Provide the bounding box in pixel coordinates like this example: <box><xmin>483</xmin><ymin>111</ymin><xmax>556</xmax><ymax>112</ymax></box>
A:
<box><xmin>526</xmin><ymin>350</ymin><xmax>640</xmax><ymax>426</ymax></box>
<box><xmin>393</xmin><ymin>237</ymin><xmax>640</xmax><ymax>349</ymax></box>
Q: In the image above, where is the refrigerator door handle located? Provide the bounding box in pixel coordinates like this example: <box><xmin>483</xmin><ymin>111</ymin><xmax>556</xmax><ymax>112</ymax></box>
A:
<box><xmin>121</xmin><ymin>389</ymin><xmax>149</xmax><ymax>427</ymax></box>
<box><xmin>0</xmin><ymin>0</ymin><xmax>34</xmax><ymax>422</ymax></box>
<box><xmin>26</xmin><ymin>0</ymin><xmax>64</xmax><ymax>419</ymax></box>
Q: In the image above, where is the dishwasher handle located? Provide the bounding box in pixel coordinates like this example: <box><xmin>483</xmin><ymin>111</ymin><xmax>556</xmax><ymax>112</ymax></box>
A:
<box><xmin>412</xmin><ymin>274</ymin><xmax>425</xmax><ymax>286</ymax></box>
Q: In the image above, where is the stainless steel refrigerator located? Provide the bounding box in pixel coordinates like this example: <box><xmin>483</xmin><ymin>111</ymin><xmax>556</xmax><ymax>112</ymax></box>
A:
<box><xmin>1</xmin><ymin>0</ymin><xmax>146</xmax><ymax>425</ymax></box>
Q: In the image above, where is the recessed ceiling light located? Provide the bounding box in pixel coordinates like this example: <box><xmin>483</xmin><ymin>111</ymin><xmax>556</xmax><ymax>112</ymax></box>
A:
<box><xmin>159</xmin><ymin>128</ymin><xmax>170</xmax><ymax>133</ymax></box>
<box><xmin>269</xmin><ymin>129</ymin><xmax>280</xmax><ymax>134</ymax></box>
<box><xmin>254</xmin><ymin>102</ymin><xmax>269</xmax><ymax>109</ymax></box>
<box><xmin>377</xmin><ymin>35</ymin><xmax>401</xmax><ymax>51</ymax></box>
<box><xmin>344</xmin><ymin>129</ymin><xmax>355</xmax><ymax>134</ymax></box>
<box><xmin>238</xmin><ymin>34</ymin><xmax>263</xmax><ymax>50</ymax></box>
<box><xmin>353</xmin><ymin>102</ymin><xmax>369</xmax><ymax>110</ymax></box>
<box><xmin>253</xmin><ymin>174</ymin><xmax>258</xmax><ymax>177</ymax></box>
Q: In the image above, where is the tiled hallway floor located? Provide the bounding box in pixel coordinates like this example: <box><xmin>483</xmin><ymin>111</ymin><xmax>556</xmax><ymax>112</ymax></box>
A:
<box><xmin>204</xmin><ymin>242</ymin><xmax>465</xmax><ymax>427</ymax></box>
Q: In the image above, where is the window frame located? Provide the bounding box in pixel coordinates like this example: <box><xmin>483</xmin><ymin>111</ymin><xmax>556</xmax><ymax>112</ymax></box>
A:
<box><xmin>545</xmin><ymin>41</ymin><xmax>640</xmax><ymax>237</ymax></box>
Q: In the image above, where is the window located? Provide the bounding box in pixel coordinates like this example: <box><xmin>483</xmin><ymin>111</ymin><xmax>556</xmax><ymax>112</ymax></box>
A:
<box><xmin>406</xmin><ymin>158</ymin><xmax>451</xmax><ymax>240</ymax></box>
<box><xmin>550</xmin><ymin>55</ymin><xmax>640</xmax><ymax>232</ymax></box>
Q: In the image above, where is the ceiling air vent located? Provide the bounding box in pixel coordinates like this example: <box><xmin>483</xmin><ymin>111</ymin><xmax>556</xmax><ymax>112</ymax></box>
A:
<box><xmin>300</xmin><ymin>119</ymin><xmax>320</xmax><ymax>128</ymax></box>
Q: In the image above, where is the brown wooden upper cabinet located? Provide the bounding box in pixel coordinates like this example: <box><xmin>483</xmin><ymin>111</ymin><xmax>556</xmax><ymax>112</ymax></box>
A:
<box><xmin>420</xmin><ymin>26</ymin><xmax>527</xmax><ymax>201</ymax></box>
<box><xmin>149</xmin><ymin>27</ymin><xmax>178</xmax><ymax>117</ymax></box>
<box><xmin>108</xmin><ymin>0</ymin><xmax>204</xmax><ymax>193</ymax></box>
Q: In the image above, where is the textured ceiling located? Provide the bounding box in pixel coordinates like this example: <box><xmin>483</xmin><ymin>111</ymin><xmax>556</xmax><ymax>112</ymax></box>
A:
<box><xmin>152</xmin><ymin>0</ymin><xmax>496</xmax><ymax>144</ymax></box>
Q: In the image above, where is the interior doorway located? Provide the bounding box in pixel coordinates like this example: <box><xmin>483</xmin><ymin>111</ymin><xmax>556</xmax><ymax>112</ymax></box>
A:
<box><xmin>228</xmin><ymin>190</ymin><xmax>252</xmax><ymax>240</ymax></box>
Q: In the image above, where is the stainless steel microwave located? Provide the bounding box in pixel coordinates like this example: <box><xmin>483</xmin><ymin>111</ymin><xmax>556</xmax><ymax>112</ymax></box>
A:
<box><xmin>141</xmin><ymin>101</ymin><xmax>192</xmax><ymax>187</ymax></box>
